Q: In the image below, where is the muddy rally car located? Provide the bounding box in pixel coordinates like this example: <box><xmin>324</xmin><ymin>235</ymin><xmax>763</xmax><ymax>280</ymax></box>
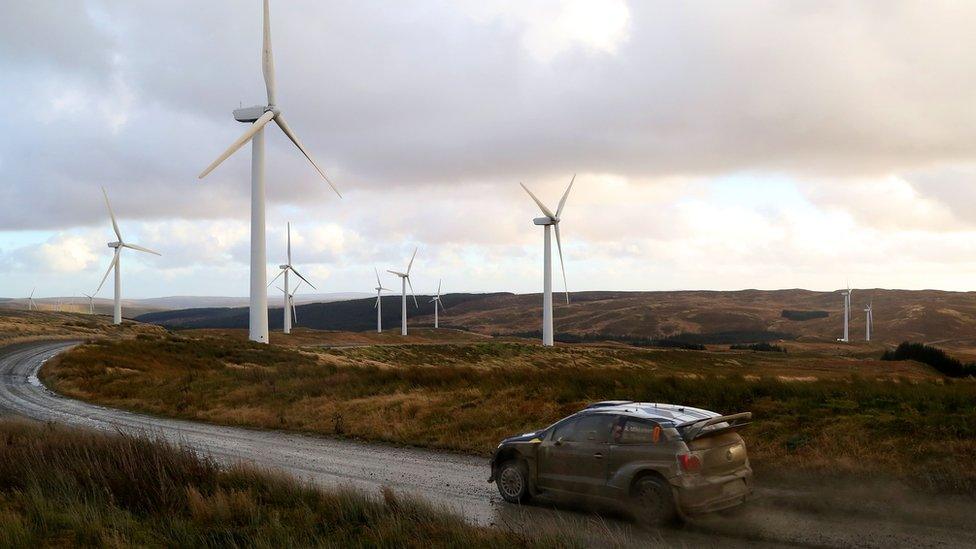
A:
<box><xmin>488</xmin><ymin>401</ymin><xmax>752</xmax><ymax>523</ymax></box>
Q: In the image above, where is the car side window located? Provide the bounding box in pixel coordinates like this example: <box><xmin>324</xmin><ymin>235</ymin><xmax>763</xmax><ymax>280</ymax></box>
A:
<box><xmin>612</xmin><ymin>417</ymin><xmax>662</xmax><ymax>445</ymax></box>
<box><xmin>551</xmin><ymin>418</ymin><xmax>578</xmax><ymax>442</ymax></box>
<box><xmin>576</xmin><ymin>414</ymin><xmax>615</xmax><ymax>444</ymax></box>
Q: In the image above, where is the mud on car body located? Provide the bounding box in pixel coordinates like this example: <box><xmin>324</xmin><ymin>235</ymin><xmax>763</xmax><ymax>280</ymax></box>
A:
<box><xmin>488</xmin><ymin>401</ymin><xmax>753</xmax><ymax>524</ymax></box>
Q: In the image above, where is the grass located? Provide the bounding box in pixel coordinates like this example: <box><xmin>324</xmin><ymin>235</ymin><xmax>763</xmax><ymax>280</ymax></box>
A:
<box><xmin>882</xmin><ymin>341</ymin><xmax>976</xmax><ymax>377</ymax></box>
<box><xmin>42</xmin><ymin>334</ymin><xmax>976</xmax><ymax>495</ymax></box>
<box><xmin>0</xmin><ymin>420</ymin><xmax>576</xmax><ymax>547</ymax></box>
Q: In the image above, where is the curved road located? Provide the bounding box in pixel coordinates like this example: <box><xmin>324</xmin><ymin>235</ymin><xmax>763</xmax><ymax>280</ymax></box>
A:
<box><xmin>1</xmin><ymin>341</ymin><xmax>974</xmax><ymax>548</ymax></box>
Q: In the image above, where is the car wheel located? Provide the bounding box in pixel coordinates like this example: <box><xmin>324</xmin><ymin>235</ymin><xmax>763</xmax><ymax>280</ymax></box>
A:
<box><xmin>632</xmin><ymin>476</ymin><xmax>677</xmax><ymax>526</ymax></box>
<box><xmin>496</xmin><ymin>460</ymin><xmax>531</xmax><ymax>503</ymax></box>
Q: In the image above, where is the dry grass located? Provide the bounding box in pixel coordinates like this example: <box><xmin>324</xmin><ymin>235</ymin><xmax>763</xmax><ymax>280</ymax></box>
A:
<box><xmin>41</xmin><ymin>333</ymin><xmax>976</xmax><ymax>495</ymax></box>
<box><xmin>0</xmin><ymin>310</ymin><xmax>165</xmax><ymax>347</ymax></box>
<box><xmin>0</xmin><ymin>420</ymin><xmax>578</xmax><ymax>547</ymax></box>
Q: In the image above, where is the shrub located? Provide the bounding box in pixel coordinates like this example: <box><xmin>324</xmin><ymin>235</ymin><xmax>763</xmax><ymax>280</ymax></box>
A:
<box><xmin>781</xmin><ymin>310</ymin><xmax>830</xmax><ymax>321</ymax></box>
<box><xmin>730</xmin><ymin>342</ymin><xmax>787</xmax><ymax>353</ymax></box>
<box><xmin>881</xmin><ymin>342</ymin><xmax>976</xmax><ymax>378</ymax></box>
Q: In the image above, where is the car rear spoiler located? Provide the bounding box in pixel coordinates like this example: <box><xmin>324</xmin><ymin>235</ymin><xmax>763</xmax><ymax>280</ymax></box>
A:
<box><xmin>677</xmin><ymin>412</ymin><xmax>752</xmax><ymax>441</ymax></box>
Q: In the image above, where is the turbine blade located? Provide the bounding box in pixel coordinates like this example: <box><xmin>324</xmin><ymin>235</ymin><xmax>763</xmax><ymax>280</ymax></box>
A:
<box><xmin>407</xmin><ymin>277</ymin><xmax>418</xmax><ymax>307</ymax></box>
<box><xmin>287</xmin><ymin>222</ymin><xmax>292</xmax><ymax>265</ymax></box>
<box><xmin>406</xmin><ymin>247</ymin><xmax>417</xmax><ymax>274</ymax></box>
<box><xmin>122</xmin><ymin>243</ymin><xmax>161</xmax><ymax>256</ymax></box>
<box><xmin>268</xmin><ymin>268</ymin><xmax>284</xmax><ymax>287</ymax></box>
<box><xmin>555</xmin><ymin>174</ymin><xmax>575</xmax><ymax>218</ymax></box>
<box><xmin>292</xmin><ymin>299</ymin><xmax>297</xmax><ymax>324</ymax></box>
<box><xmin>198</xmin><ymin>110</ymin><xmax>275</xmax><ymax>178</ymax></box>
<box><xmin>439</xmin><ymin>299</ymin><xmax>447</xmax><ymax>313</ymax></box>
<box><xmin>262</xmin><ymin>0</ymin><xmax>276</xmax><ymax>106</ymax></box>
<box><xmin>288</xmin><ymin>266</ymin><xmax>316</xmax><ymax>290</ymax></box>
<box><xmin>275</xmin><ymin>285</ymin><xmax>285</xmax><ymax>293</ymax></box>
<box><xmin>293</xmin><ymin>280</ymin><xmax>304</xmax><ymax>294</ymax></box>
<box><xmin>387</xmin><ymin>270</ymin><xmax>406</xmax><ymax>277</ymax></box>
<box><xmin>95</xmin><ymin>249</ymin><xmax>120</xmax><ymax>295</ymax></box>
<box><xmin>437</xmin><ymin>278</ymin><xmax>441</xmax><ymax>297</ymax></box>
<box><xmin>102</xmin><ymin>187</ymin><xmax>122</xmax><ymax>241</ymax></box>
<box><xmin>554</xmin><ymin>223</ymin><xmax>569</xmax><ymax>304</ymax></box>
<box><xmin>273</xmin><ymin>114</ymin><xmax>342</xmax><ymax>198</ymax></box>
<box><xmin>520</xmin><ymin>182</ymin><xmax>555</xmax><ymax>218</ymax></box>
<box><xmin>374</xmin><ymin>295</ymin><xmax>379</xmax><ymax>309</ymax></box>
<box><xmin>375</xmin><ymin>267</ymin><xmax>382</xmax><ymax>287</ymax></box>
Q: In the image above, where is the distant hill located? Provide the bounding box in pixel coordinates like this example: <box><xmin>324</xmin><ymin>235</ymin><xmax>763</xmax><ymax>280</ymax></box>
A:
<box><xmin>135</xmin><ymin>293</ymin><xmax>512</xmax><ymax>332</ymax></box>
<box><xmin>134</xmin><ymin>288</ymin><xmax>976</xmax><ymax>348</ymax></box>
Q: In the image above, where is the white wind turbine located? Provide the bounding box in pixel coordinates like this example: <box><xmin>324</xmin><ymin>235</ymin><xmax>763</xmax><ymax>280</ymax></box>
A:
<box><xmin>95</xmin><ymin>188</ymin><xmax>161</xmax><ymax>325</ymax></box>
<box><xmin>843</xmin><ymin>285</ymin><xmax>853</xmax><ymax>342</ymax></box>
<box><xmin>275</xmin><ymin>280</ymin><xmax>303</xmax><ymax>328</ymax></box>
<box><xmin>82</xmin><ymin>293</ymin><xmax>95</xmax><ymax>315</ymax></box>
<box><xmin>521</xmin><ymin>175</ymin><xmax>575</xmax><ymax>346</ymax></box>
<box><xmin>864</xmin><ymin>301</ymin><xmax>873</xmax><ymax>342</ymax></box>
<box><xmin>268</xmin><ymin>223</ymin><xmax>315</xmax><ymax>335</ymax></box>
<box><xmin>373</xmin><ymin>268</ymin><xmax>393</xmax><ymax>333</ymax></box>
<box><xmin>26</xmin><ymin>288</ymin><xmax>35</xmax><ymax>311</ymax></box>
<box><xmin>387</xmin><ymin>248</ymin><xmax>419</xmax><ymax>336</ymax></box>
<box><xmin>429</xmin><ymin>279</ymin><xmax>446</xmax><ymax>329</ymax></box>
<box><xmin>198</xmin><ymin>0</ymin><xmax>341</xmax><ymax>344</ymax></box>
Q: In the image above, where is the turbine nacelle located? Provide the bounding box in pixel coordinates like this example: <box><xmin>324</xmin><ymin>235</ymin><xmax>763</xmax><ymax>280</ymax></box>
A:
<box><xmin>533</xmin><ymin>217</ymin><xmax>557</xmax><ymax>226</ymax></box>
<box><xmin>108</xmin><ymin>241</ymin><xmax>122</xmax><ymax>249</ymax></box>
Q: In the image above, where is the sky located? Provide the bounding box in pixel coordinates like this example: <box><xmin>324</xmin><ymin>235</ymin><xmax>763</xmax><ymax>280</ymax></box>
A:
<box><xmin>3</xmin><ymin>0</ymin><xmax>976</xmax><ymax>299</ymax></box>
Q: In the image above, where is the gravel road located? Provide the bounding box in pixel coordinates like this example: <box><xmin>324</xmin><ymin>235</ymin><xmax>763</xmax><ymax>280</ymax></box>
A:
<box><xmin>1</xmin><ymin>341</ymin><xmax>973</xmax><ymax>548</ymax></box>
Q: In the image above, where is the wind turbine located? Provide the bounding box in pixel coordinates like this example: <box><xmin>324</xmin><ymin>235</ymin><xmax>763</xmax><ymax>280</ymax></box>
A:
<box><xmin>26</xmin><ymin>288</ymin><xmax>35</xmax><ymax>311</ymax></box>
<box><xmin>387</xmin><ymin>248</ymin><xmax>419</xmax><ymax>336</ymax></box>
<box><xmin>373</xmin><ymin>268</ymin><xmax>393</xmax><ymax>333</ymax></box>
<box><xmin>198</xmin><ymin>0</ymin><xmax>341</xmax><ymax>344</ymax></box>
<box><xmin>520</xmin><ymin>175</ymin><xmax>575</xmax><ymax>346</ymax></box>
<box><xmin>275</xmin><ymin>280</ymin><xmax>303</xmax><ymax>328</ymax></box>
<box><xmin>268</xmin><ymin>223</ymin><xmax>315</xmax><ymax>335</ymax></box>
<box><xmin>95</xmin><ymin>187</ymin><xmax>161</xmax><ymax>325</ymax></box>
<box><xmin>82</xmin><ymin>293</ymin><xmax>95</xmax><ymax>315</ymax></box>
<box><xmin>429</xmin><ymin>279</ymin><xmax>446</xmax><ymax>329</ymax></box>
<box><xmin>864</xmin><ymin>301</ymin><xmax>873</xmax><ymax>342</ymax></box>
<box><xmin>56</xmin><ymin>298</ymin><xmax>62</xmax><ymax>312</ymax></box>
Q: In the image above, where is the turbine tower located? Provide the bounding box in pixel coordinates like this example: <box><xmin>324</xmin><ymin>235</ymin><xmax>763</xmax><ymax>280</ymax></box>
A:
<box><xmin>429</xmin><ymin>279</ymin><xmax>446</xmax><ymax>329</ymax></box>
<box><xmin>373</xmin><ymin>268</ymin><xmax>392</xmax><ymax>333</ymax></box>
<box><xmin>864</xmin><ymin>301</ymin><xmax>873</xmax><ymax>342</ymax></box>
<box><xmin>26</xmin><ymin>288</ymin><xmax>35</xmax><ymax>311</ymax></box>
<box><xmin>95</xmin><ymin>188</ymin><xmax>161</xmax><ymax>325</ymax></box>
<box><xmin>198</xmin><ymin>0</ymin><xmax>341</xmax><ymax>344</ymax></box>
<box><xmin>275</xmin><ymin>280</ymin><xmax>303</xmax><ymax>328</ymax></box>
<box><xmin>387</xmin><ymin>248</ymin><xmax>418</xmax><ymax>336</ymax></box>
<box><xmin>268</xmin><ymin>223</ymin><xmax>315</xmax><ymax>335</ymax></box>
<box><xmin>521</xmin><ymin>175</ymin><xmax>574</xmax><ymax>346</ymax></box>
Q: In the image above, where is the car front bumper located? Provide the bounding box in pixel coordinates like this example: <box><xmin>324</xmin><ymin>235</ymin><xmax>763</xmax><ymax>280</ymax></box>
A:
<box><xmin>671</xmin><ymin>468</ymin><xmax>753</xmax><ymax>516</ymax></box>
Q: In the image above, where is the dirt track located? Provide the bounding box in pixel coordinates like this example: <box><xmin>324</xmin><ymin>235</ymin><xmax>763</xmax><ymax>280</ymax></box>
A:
<box><xmin>1</xmin><ymin>341</ymin><xmax>973</xmax><ymax>548</ymax></box>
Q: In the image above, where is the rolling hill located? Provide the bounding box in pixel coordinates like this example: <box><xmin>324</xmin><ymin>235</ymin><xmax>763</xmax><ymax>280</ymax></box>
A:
<box><xmin>135</xmin><ymin>288</ymin><xmax>976</xmax><ymax>348</ymax></box>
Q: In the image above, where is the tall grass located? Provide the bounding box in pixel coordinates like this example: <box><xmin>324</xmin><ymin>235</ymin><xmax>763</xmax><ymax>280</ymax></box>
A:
<box><xmin>0</xmin><ymin>421</ymin><xmax>575</xmax><ymax>547</ymax></box>
<box><xmin>44</xmin><ymin>336</ymin><xmax>976</xmax><ymax>495</ymax></box>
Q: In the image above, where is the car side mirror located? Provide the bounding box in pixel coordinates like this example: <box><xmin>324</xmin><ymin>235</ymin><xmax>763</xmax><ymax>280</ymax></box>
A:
<box><xmin>555</xmin><ymin>436</ymin><xmax>564</xmax><ymax>446</ymax></box>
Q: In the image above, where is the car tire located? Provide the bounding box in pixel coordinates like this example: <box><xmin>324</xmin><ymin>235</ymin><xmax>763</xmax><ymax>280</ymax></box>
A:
<box><xmin>496</xmin><ymin>460</ymin><xmax>531</xmax><ymax>504</ymax></box>
<box><xmin>632</xmin><ymin>476</ymin><xmax>677</xmax><ymax>526</ymax></box>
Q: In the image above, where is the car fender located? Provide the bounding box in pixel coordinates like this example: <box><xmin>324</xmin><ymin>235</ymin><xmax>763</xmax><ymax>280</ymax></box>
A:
<box><xmin>489</xmin><ymin>443</ymin><xmax>540</xmax><ymax>490</ymax></box>
<box><xmin>606</xmin><ymin>459</ymin><xmax>680</xmax><ymax>493</ymax></box>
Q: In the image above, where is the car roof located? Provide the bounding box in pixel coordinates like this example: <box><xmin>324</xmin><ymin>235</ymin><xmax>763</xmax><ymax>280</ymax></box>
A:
<box><xmin>579</xmin><ymin>401</ymin><xmax>720</xmax><ymax>426</ymax></box>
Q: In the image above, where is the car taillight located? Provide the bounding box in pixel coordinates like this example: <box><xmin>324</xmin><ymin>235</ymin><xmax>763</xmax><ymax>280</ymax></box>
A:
<box><xmin>678</xmin><ymin>453</ymin><xmax>702</xmax><ymax>473</ymax></box>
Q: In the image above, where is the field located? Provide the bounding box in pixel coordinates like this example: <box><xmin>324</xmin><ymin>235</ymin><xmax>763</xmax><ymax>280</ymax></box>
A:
<box><xmin>0</xmin><ymin>310</ymin><xmax>165</xmax><ymax>347</ymax></box>
<box><xmin>0</xmin><ymin>420</ymin><xmax>571</xmax><ymax>547</ymax></box>
<box><xmin>41</xmin><ymin>329</ymin><xmax>976</xmax><ymax>495</ymax></box>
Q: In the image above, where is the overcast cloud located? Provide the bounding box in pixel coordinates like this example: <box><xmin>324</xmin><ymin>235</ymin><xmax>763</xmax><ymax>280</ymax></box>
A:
<box><xmin>2</xmin><ymin>0</ymin><xmax>976</xmax><ymax>298</ymax></box>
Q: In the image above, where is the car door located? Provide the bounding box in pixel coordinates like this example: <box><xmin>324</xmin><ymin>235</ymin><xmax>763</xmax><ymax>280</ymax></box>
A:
<box><xmin>606</xmin><ymin>416</ymin><xmax>671</xmax><ymax>496</ymax></box>
<box><xmin>537</xmin><ymin>414</ymin><xmax>615</xmax><ymax>496</ymax></box>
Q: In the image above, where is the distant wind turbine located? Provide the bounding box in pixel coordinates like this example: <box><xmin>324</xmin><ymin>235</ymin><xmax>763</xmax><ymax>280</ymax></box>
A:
<box><xmin>429</xmin><ymin>279</ymin><xmax>446</xmax><ymax>329</ymax></box>
<box><xmin>26</xmin><ymin>288</ymin><xmax>35</xmax><ymax>311</ymax></box>
<box><xmin>198</xmin><ymin>0</ymin><xmax>341</xmax><ymax>344</ymax></box>
<box><xmin>275</xmin><ymin>280</ymin><xmax>303</xmax><ymax>328</ymax></box>
<box><xmin>521</xmin><ymin>175</ymin><xmax>575</xmax><ymax>346</ymax></box>
<box><xmin>864</xmin><ymin>301</ymin><xmax>873</xmax><ymax>342</ymax></box>
<box><xmin>268</xmin><ymin>223</ymin><xmax>315</xmax><ymax>335</ymax></box>
<box><xmin>840</xmin><ymin>284</ymin><xmax>853</xmax><ymax>343</ymax></box>
<box><xmin>387</xmin><ymin>248</ymin><xmax>419</xmax><ymax>336</ymax></box>
<box><xmin>82</xmin><ymin>293</ymin><xmax>95</xmax><ymax>315</ymax></box>
<box><xmin>95</xmin><ymin>187</ymin><xmax>161</xmax><ymax>325</ymax></box>
<box><xmin>373</xmin><ymin>268</ymin><xmax>393</xmax><ymax>333</ymax></box>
